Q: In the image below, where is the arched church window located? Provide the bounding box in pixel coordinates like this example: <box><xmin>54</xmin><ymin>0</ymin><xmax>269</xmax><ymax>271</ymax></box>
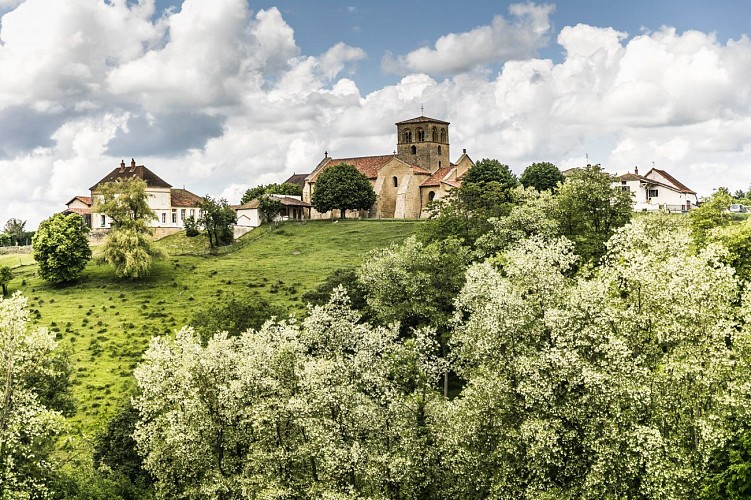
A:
<box><xmin>417</xmin><ymin>128</ymin><xmax>425</xmax><ymax>142</ymax></box>
<box><xmin>440</xmin><ymin>129</ymin><xmax>446</xmax><ymax>143</ymax></box>
<box><xmin>438</xmin><ymin>145</ymin><xmax>442</xmax><ymax>155</ymax></box>
<box><xmin>438</xmin><ymin>161</ymin><xmax>442</xmax><ymax>167</ymax></box>
<box><xmin>428</xmin><ymin>191</ymin><xmax>436</xmax><ymax>202</ymax></box>
<box><xmin>403</xmin><ymin>129</ymin><xmax>412</xmax><ymax>143</ymax></box>
<box><xmin>432</xmin><ymin>127</ymin><xmax>437</xmax><ymax>142</ymax></box>
<box><xmin>411</xmin><ymin>145</ymin><xmax>416</xmax><ymax>154</ymax></box>
<box><xmin>393</xmin><ymin>176</ymin><xmax>398</xmax><ymax>187</ymax></box>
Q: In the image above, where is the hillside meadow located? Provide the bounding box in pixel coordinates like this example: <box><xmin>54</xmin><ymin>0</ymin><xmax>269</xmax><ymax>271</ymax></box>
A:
<box><xmin>4</xmin><ymin>219</ymin><xmax>420</xmax><ymax>437</ymax></box>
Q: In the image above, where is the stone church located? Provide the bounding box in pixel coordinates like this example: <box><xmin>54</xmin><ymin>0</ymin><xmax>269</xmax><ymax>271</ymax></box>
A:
<box><xmin>293</xmin><ymin>115</ymin><xmax>474</xmax><ymax>219</ymax></box>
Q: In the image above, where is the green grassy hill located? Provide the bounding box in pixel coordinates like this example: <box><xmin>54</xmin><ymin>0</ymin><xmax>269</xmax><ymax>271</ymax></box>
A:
<box><xmin>5</xmin><ymin>220</ymin><xmax>420</xmax><ymax>436</ymax></box>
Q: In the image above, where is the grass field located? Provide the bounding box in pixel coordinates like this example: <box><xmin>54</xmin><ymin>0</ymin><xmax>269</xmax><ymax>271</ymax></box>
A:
<box><xmin>5</xmin><ymin>219</ymin><xmax>420</xmax><ymax>437</ymax></box>
<box><xmin>0</xmin><ymin>253</ymin><xmax>34</xmax><ymax>268</ymax></box>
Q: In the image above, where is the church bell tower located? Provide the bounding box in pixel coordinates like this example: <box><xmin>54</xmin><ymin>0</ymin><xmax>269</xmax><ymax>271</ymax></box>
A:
<box><xmin>395</xmin><ymin>115</ymin><xmax>450</xmax><ymax>173</ymax></box>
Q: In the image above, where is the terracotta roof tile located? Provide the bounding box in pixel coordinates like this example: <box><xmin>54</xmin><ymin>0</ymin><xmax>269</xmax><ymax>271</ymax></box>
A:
<box><xmin>420</xmin><ymin>166</ymin><xmax>455</xmax><ymax>187</ymax></box>
<box><xmin>308</xmin><ymin>155</ymin><xmax>394</xmax><ymax>181</ymax></box>
<box><xmin>90</xmin><ymin>161</ymin><xmax>172</xmax><ymax>191</ymax></box>
<box><xmin>63</xmin><ymin>207</ymin><xmax>91</xmax><ymax>215</ymax></box>
<box><xmin>65</xmin><ymin>195</ymin><xmax>92</xmax><ymax>206</ymax></box>
<box><xmin>618</xmin><ymin>173</ymin><xmax>643</xmax><ymax>181</ymax></box>
<box><xmin>648</xmin><ymin>168</ymin><xmax>696</xmax><ymax>194</ymax></box>
<box><xmin>171</xmin><ymin>188</ymin><xmax>202</xmax><ymax>207</ymax></box>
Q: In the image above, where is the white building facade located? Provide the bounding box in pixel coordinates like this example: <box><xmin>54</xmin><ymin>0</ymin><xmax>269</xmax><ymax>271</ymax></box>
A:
<box><xmin>616</xmin><ymin>167</ymin><xmax>698</xmax><ymax>212</ymax></box>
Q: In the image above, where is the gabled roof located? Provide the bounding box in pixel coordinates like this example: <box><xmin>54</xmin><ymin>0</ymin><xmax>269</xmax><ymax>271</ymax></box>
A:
<box><xmin>618</xmin><ymin>173</ymin><xmax>643</xmax><ymax>181</ymax></box>
<box><xmin>171</xmin><ymin>188</ymin><xmax>202</xmax><ymax>207</ymax></box>
<box><xmin>396</xmin><ymin>116</ymin><xmax>450</xmax><ymax>125</ymax></box>
<box><xmin>645</xmin><ymin>168</ymin><xmax>696</xmax><ymax>194</ymax></box>
<box><xmin>90</xmin><ymin>159</ymin><xmax>172</xmax><ymax>191</ymax></box>
<box><xmin>420</xmin><ymin>166</ymin><xmax>457</xmax><ymax>187</ymax></box>
<box><xmin>307</xmin><ymin>155</ymin><xmax>395</xmax><ymax>181</ymax></box>
<box><xmin>65</xmin><ymin>195</ymin><xmax>92</xmax><ymax>207</ymax></box>
<box><xmin>284</xmin><ymin>173</ymin><xmax>308</xmax><ymax>189</ymax></box>
<box><xmin>62</xmin><ymin>207</ymin><xmax>90</xmax><ymax>215</ymax></box>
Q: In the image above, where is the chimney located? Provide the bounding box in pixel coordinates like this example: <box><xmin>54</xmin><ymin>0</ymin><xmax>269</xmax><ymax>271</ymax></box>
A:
<box><xmin>130</xmin><ymin>158</ymin><xmax>136</xmax><ymax>172</ymax></box>
<box><xmin>463</xmin><ymin>148</ymin><xmax>466</xmax><ymax>154</ymax></box>
<box><xmin>119</xmin><ymin>159</ymin><xmax>125</xmax><ymax>173</ymax></box>
<box><xmin>634</xmin><ymin>166</ymin><xmax>639</xmax><ymax>175</ymax></box>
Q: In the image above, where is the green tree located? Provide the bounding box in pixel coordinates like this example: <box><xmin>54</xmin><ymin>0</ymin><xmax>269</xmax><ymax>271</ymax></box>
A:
<box><xmin>183</xmin><ymin>215</ymin><xmax>200</xmax><ymax>237</ymax></box>
<box><xmin>0</xmin><ymin>293</ymin><xmax>67</xmax><ymax>497</ymax></box>
<box><xmin>3</xmin><ymin>219</ymin><xmax>26</xmax><ymax>246</ymax></box>
<box><xmin>32</xmin><ymin>213</ymin><xmax>92</xmax><ymax>284</ymax></box>
<box><xmin>422</xmin><ymin>160</ymin><xmax>520</xmax><ymax>246</ymax></box>
<box><xmin>241</xmin><ymin>182</ymin><xmax>302</xmax><ymax>204</ymax></box>
<box><xmin>190</xmin><ymin>293</ymin><xmax>286</xmax><ymax>343</ymax></box>
<box><xmin>198</xmin><ymin>196</ymin><xmax>236</xmax><ymax>248</ymax></box>
<box><xmin>0</xmin><ymin>267</ymin><xmax>11</xmax><ymax>296</ymax></box>
<box><xmin>554</xmin><ymin>164</ymin><xmax>632</xmax><ymax>263</ymax></box>
<box><xmin>689</xmin><ymin>189</ymin><xmax>734</xmax><ymax>246</ymax></box>
<box><xmin>96</xmin><ymin>178</ymin><xmax>164</xmax><ymax>278</ymax></box>
<box><xmin>258</xmin><ymin>196</ymin><xmax>283</xmax><ymax>223</ymax></box>
<box><xmin>520</xmin><ymin>161</ymin><xmax>564</xmax><ymax>192</ymax></box>
<box><xmin>302</xmin><ymin>268</ymin><xmax>370</xmax><ymax>317</ymax></box>
<box><xmin>311</xmin><ymin>163</ymin><xmax>376</xmax><ymax>219</ymax></box>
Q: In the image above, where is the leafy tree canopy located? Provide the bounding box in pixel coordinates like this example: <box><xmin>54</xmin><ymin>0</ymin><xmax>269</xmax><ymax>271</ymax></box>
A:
<box><xmin>0</xmin><ymin>266</ymin><xmax>12</xmax><ymax>296</ymax></box>
<box><xmin>241</xmin><ymin>182</ymin><xmax>302</xmax><ymax>205</ymax></box>
<box><xmin>463</xmin><ymin>158</ymin><xmax>518</xmax><ymax>193</ymax></box>
<box><xmin>96</xmin><ymin>178</ymin><xmax>163</xmax><ymax>278</ymax></box>
<box><xmin>689</xmin><ymin>189</ymin><xmax>734</xmax><ymax>246</ymax></box>
<box><xmin>191</xmin><ymin>293</ymin><xmax>287</xmax><ymax>343</ymax></box>
<box><xmin>259</xmin><ymin>196</ymin><xmax>284</xmax><ymax>223</ymax></box>
<box><xmin>32</xmin><ymin>213</ymin><xmax>92</xmax><ymax>284</ymax></box>
<box><xmin>311</xmin><ymin>163</ymin><xmax>376</xmax><ymax>219</ymax></box>
<box><xmin>198</xmin><ymin>196</ymin><xmax>236</xmax><ymax>248</ymax></box>
<box><xmin>3</xmin><ymin>219</ymin><xmax>27</xmax><ymax>246</ymax></box>
<box><xmin>520</xmin><ymin>161</ymin><xmax>564</xmax><ymax>192</ymax></box>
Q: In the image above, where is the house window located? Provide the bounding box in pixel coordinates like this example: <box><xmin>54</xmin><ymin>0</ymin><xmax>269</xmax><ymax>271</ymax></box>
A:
<box><xmin>648</xmin><ymin>189</ymin><xmax>659</xmax><ymax>198</ymax></box>
<box><xmin>189</xmin><ymin>209</ymin><xmax>195</xmax><ymax>218</ymax></box>
<box><xmin>181</xmin><ymin>209</ymin><xmax>186</xmax><ymax>221</ymax></box>
<box><xmin>620</xmin><ymin>186</ymin><xmax>630</xmax><ymax>192</ymax></box>
<box><xmin>161</xmin><ymin>213</ymin><xmax>166</xmax><ymax>224</ymax></box>
<box><xmin>100</xmin><ymin>215</ymin><xmax>106</xmax><ymax>227</ymax></box>
<box><xmin>171</xmin><ymin>209</ymin><xmax>177</xmax><ymax>224</ymax></box>
<box><xmin>410</xmin><ymin>145</ymin><xmax>416</xmax><ymax>155</ymax></box>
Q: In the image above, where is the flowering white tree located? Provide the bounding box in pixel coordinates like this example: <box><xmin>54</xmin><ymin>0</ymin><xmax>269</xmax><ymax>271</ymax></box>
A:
<box><xmin>0</xmin><ymin>293</ymin><xmax>66</xmax><ymax>498</ymax></box>
<box><xmin>441</xmin><ymin>214</ymin><xmax>751</xmax><ymax>499</ymax></box>
<box><xmin>134</xmin><ymin>288</ymin><xmax>445</xmax><ymax>498</ymax></box>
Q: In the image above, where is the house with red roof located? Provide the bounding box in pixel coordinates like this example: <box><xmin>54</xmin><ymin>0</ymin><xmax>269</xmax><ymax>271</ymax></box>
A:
<box><xmin>300</xmin><ymin>115</ymin><xmax>474</xmax><ymax>219</ymax></box>
<box><xmin>67</xmin><ymin>158</ymin><xmax>202</xmax><ymax>236</ymax></box>
<box><xmin>616</xmin><ymin>166</ymin><xmax>698</xmax><ymax>212</ymax></box>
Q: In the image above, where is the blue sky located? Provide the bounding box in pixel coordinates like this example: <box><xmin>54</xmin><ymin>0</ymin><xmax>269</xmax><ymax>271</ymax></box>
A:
<box><xmin>2</xmin><ymin>0</ymin><xmax>751</xmax><ymax>226</ymax></box>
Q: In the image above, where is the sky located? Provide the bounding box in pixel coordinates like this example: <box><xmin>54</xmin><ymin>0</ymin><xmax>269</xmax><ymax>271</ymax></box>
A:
<box><xmin>2</xmin><ymin>0</ymin><xmax>751</xmax><ymax>228</ymax></box>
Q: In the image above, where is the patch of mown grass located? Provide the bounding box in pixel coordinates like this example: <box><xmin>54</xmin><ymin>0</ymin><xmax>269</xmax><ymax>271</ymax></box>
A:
<box><xmin>0</xmin><ymin>253</ymin><xmax>34</xmax><ymax>268</ymax></box>
<box><xmin>6</xmin><ymin>220</ymin><xmax>420</xmax><ymax>437</ymax></box>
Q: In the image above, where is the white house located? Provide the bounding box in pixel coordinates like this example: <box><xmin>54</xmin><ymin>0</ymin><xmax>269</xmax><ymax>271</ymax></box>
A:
<box><xmin>616</xmin><ymin>166</ymin><xmax>698</xmax><ymax>212</ymax></box>
<box><xmin>235</xmin><ymin>194</ymin><xmax>311</xmax><ymax>228</ymax></box>
<box><xmin>74</xmin><ymin>159</ymin><xmax>202</xmax><ymax>235</ymax></box>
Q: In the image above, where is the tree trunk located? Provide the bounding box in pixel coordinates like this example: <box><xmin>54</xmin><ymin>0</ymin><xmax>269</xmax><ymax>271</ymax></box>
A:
<box><xmin>1</xmin><ymin>284</ymin><xmax>6</xmax><ymax>297</ymax></box>
<box><xmin>340</xmin><ymin>208</ymin><xmax>346</xmax><ymax>220</ymax></box>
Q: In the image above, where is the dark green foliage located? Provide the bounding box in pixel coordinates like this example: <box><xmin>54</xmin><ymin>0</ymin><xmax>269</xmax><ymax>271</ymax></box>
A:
<box><xmin>25</xmin><ymin>347</ymin><xmax>75</xmax><ymax>416</ymax></box>
<box><xmin>702</xmin><ymin>430</ymin><xmax>751</xmax><ymax>499</ymax></box>
<box><xmin>198</xmin><ymin>196</ymin><xmax>236</xmax><ymax>248</ymax></box>
<box><xmin>32</xmin><ymin>213</ymin><xmax>92</xmax><ymax>284</ymax></box>
<box><xmin>301</xmin><ymin>268</ymin><xmax>370</xmax><ymax>316</ymax></box>
<box><xmin>259</xmin><ymin>196</ymin><xmax>284</xmax><ymax>223</ymax></box>
<box><xmin>422</xmin><ymin>159</ymin><xmax>520</xmax><ymax>246</ymax></box>
<box><xmin>0</xmin><ymin>266</ymin><xmax>11</xmax><ymax>296</ymax></box>
<box><xmin>311</xmin><ymin>163</ymin><xmax>376</xmax><ymax>219</ymax></box>
<box><xmin>93</xmin><ymin>400</ymin><xmax>153</xmax><ymax>491</ymax></box>
<box><xmin>462</xmin><ymin>158</ymin><xmax>518</xmax><ymax>196</ymax></box>
<box><xmin>554</xmin><ymin>164</ymin><xmax>632</xmax><ymax>263</ymax></box>
<box><xmin>241</xmin><ymin>182</ymin><xmax>302</xmax><ymax>204</ymax></box>
<box><xmin>520</xmin><ymin>162</ymin><xmax>564</xmax><ymax>192</ymax></box>
<box><xmin>183</xmin><ymin>215</ymin><xmax>200</xmax><ymax>237</ymax></box>
<box><xmin>191</xmin><ymin>293</ymin><xmax>287</xmax><ymax>342</ymax></box>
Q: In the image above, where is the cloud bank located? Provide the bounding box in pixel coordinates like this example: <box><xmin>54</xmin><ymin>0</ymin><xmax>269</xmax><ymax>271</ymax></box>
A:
<box><xmin>1</xmin><ymin>1</ymin><xmax>751</xmax><ymax>228</ymax></box>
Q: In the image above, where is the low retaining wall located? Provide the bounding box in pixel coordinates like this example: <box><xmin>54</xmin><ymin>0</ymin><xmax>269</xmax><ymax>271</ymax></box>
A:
<box><xmin>0</xmin><ymin>245</ymin><xmax>31</xmax><ymax>255</ymax></box>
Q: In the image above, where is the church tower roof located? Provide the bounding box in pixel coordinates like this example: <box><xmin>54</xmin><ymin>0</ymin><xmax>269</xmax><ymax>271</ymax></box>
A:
<box><xmin>396</xmin><ymin>116</ymin><xmax>450</xmax><ymax>125</ymax></box>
